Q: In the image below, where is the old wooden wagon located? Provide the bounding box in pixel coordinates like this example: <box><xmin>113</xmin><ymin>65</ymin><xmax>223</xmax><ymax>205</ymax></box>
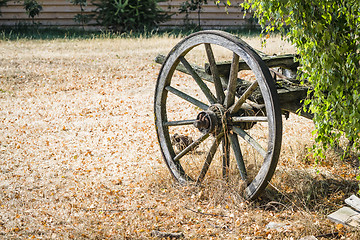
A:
<box><xmin>154</xmin><ymin>30</ymin><xmax>313</xmax><ymax>200</ymax></box>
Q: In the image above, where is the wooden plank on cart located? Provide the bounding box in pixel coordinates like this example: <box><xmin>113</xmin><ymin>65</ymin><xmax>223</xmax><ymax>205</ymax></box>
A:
<box><xmin>327</xmin><ymin>207</ymin><xmax>360</xmax><ymax>227</ymax></box>
<box><xmin>205</xmin><ymin>54</ymin><xmax>300</xmax><ymax>77</ymax></box>
<box><xmin>154</xmin><ymin>53</ymin><xmax>313</xmax><ymax>119</ymax></box>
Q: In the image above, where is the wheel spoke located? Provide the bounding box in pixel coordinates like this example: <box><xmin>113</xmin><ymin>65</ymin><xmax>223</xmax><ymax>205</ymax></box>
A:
<box><xmin>222</xmin><ymin>136</ymin><xmax>230</xmax><ymax>179</ymax></box>
<box><xmin>196</xmin><ymin>133</ymin><xmax>224</xmax><ymax>184</ymax></box>
<box><xmin>165</xmin><ymin>86</ymin><xmax>209</xmax><ymax>110</ymax></box>
<box><xmin>155</xmin><ymin>54</ymin><xmax>214</xmax><ymax>83</ymax></box>
<box><xmin>224</xmin><ymin>53</ymin><xmax>240</xmax><ymax>108</ymax></box>
<box><xmin>229</xmin><ymin>81</ymin><xmax>259</xmax><ymax>114</ymax></box>
<box><xmin>232</xmin><ymin>126</ymin><xmax>267</xmax><ymax>158</ymax></box>
<box><xmin>204</xmin><ymin>43</ymin><xmax>225</xmax><ymax>104</ymax></box>
<box><xmin>229</xmin><ymin>133</ymin><xmax>247</xmax><ymax>181</ymax></box>
<box><xmin>232</xmin><ymin>116</ymin><xmax>268</xmax><ymax>123</ymax></box>
<box><xmin>179</xmin><ymin>56</ymin><xmax>217</xmax><ymax>104</ymax></box>
<box><xmin>174</xmin><ymin>132</ymin><xmax>210</xmax><ymax>162</ymax></box>
<box><xmin>164</xmin><ymin>119</ymin><xmax>196</xmax><ymax>127</ymax></box>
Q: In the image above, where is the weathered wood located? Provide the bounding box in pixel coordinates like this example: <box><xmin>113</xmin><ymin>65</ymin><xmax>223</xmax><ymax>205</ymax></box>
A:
<box><xmin>154</xmin><ymin>30</ymin><xmax>283</xmax><ymax>200</ymax></box>
<box><xmin>151</xmin><ymin>230</ymin><xmax>184</xmax><ymax>239</ymax></box>
<box><xmin>232</xmin><ymin>116</ymin><xmax>268</xmax><ymax>122</ymax></box>
<box><xmin>158</xmin><ymin>0</ymin><xmax>251</xmax><ymax>29</ymax></box>
<box><xmin>205</xmin><ymin>54</ymin><xmax>300</xmax><ymax>78</ymax></box>
<box><xmin>196</xmin><ymin>133</ymin><xmax>224</xmax><ymax>183</ymax></box>
<box><xmin>155</xmin><ymin>54</ymin><xmax>214</xmax><ymax>83</ymax></box>
<box><xmin>173</xmin><ymin>133</ymin><xmax>210</xmax><ymax>162</ymax></box>
<box><xmin>230</xmin><ymin>80</ymin><xmax>259</xmax><ymax>114</ymax></box>
<box><xmin>180</xmin><ymin>56</ymin><xmax>217</xmax><ymax>104</ymax></box>
<box><xmin>0</xmin><ymin>0</ymin><xmax>248</xmax><ymax>29</ymax></box>
<box><xmin>164</xmin><ymin>119</ymin><xmax>196</xmax><ymax>126</ymax></box>
<box><xmin>233</xmin><ymin>126</ymin><xmax>267</xmax><ymax>157</ymax></box>
<box><xmin>280</xmin><ymin>98</ymin><xmax>313</xmax><ymax>119</ymax></box>
<box><xmin>205</xmin><ymin>43</ymin><xmax>225</xmax><ymax>103</ymax></box>
<box><xmin>165</xmin><ymin>86</ymin><xmax>209</xmax><ymax>110</ymax></box>
<box><xmin>233</xmin><ymin>69</ymin><xmax>311</xmax><ymax>118</ymax></box>
<box><xmin>155</xmin><ymin>54</ymin><xmax>312</xmax><ymax>119</ymax></box>
<box><xmin>224</xmin><ymin>53</ymin><xmax>240</xmax><ymax>108</ymax></box>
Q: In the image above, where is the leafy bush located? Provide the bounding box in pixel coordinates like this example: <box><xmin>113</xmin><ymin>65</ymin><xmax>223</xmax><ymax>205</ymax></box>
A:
<box><xmin>179</xmin><ymin>0</ymin><xmax>208</xmax><ymax>28</ymax></box>
<box><xmin>240</xmin><ymin>0</ymin><xmax>360</xmax><ymax>157</ymax></box>
<box><xmin>70</xmin><ymin>0</ymin><xmax>94</xmax><ymax>28</ymax></box>
<box><xmin>93</xmin><ymin>0</ymin><xmax>170</xmax><ymax>32</ymax></box>
<box><xmin>23</xmin><ymin>0</ymin><xmax>42</xmax><ymax>23</ymax></box>
<box><xmin>0</xmin><ymin>0</ymin><xmax>42</xmax><ymax>23</ymax></box>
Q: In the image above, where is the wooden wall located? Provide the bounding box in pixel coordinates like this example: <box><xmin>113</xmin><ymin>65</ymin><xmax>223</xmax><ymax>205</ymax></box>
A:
<box><xmin>158</xmin><ymin>0</ymin><xmax>251</xmax><ymax>29</ymax></box>
<box><xmin>0</xmin><ymin>0</ymin><xmax>252</xmax><ymax>29</ymax></box>
<box><xmin>0</xmin><ymin>0</ymin><xmax>97</xmax><ymax>28</ymax></box>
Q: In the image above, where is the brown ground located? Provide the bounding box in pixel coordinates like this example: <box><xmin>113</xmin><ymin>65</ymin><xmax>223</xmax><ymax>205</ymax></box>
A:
<box><xmin>0</xmin><ymin>34</ymin><xmax>359</xmax><ymax>239</ymax></box>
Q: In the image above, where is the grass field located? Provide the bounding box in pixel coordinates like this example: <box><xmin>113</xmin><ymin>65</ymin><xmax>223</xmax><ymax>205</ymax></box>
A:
<box><xmin>0</xmin><ymin>31</ymin><xmax>359</xmax><ymax>239</ymax></box>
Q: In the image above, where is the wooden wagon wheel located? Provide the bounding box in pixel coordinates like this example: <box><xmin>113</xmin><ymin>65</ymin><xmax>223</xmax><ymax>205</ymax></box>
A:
<box><xmin>154</xmin><ymin>30</ymin><xmax>282</xmax><ymax>200</ymax></box>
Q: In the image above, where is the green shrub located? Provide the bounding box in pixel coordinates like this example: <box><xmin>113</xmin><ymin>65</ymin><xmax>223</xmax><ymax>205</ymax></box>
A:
<box><xmin>93</xmin><ymin>0</ymin><xmax>170</xmax><ymax>32</ymax></box>
<box><xmin>241</xmin><ymin>0</ymin><xmax>360</xmax><ymax>157</ymax></box>
<box><xmin>70</xmin><ymin>0</ymin><xmax>94</xmax><ymax>28</ymax></box>
<box><xmin>179</xmin><ymin>0</ymin><xmax>208</xmax><ymax>28</ymax></box>
<box><xmin>23</xmin><ymin>0</ymin><xmax>42</xmax><ymax>23</ymax></box>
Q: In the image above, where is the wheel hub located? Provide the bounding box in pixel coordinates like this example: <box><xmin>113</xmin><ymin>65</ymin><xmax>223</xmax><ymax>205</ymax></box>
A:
<box><xmin>194</xmin><ymin>104</ymin><xmax>225</xmax><ymax>134</ymax></box>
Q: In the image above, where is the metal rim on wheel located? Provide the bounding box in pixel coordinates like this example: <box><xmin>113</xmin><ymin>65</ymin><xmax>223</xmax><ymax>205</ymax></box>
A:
<box><xmin>154</xmin><ymin>30</ymin><xmax>282</xmax><ymax>200</ymax></box>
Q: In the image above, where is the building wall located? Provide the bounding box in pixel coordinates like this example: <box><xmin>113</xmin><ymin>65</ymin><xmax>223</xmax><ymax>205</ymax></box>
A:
<box><xmin>0</xmin><ymin>0</ymin><xmax>97</xmax><ymax>27</ymax></box>
<box><xmin>0</xmin><ymin>0</ymin><xmax>252</xmax><ymax>29</ymax></box>
<box><xmin>158</xmin><ymin>0</ymin><xmax>250</xmax><ymax>29</ymax></box>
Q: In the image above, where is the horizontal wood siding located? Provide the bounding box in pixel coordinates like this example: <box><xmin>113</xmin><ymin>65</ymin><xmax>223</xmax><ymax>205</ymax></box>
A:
<box><xmin>158</xmin><ymin>0</ymin><xmax>251</xmax><ymax>28</ymax></box>
<box><xmin>0</xmin><ymin>0</ymin><xmax>251</xmax><ymax>29</ymax></box>
<box><xmin>0</xmin><ymin>0</ymin><xmax>97</xmax><ymax>27</ymax></box>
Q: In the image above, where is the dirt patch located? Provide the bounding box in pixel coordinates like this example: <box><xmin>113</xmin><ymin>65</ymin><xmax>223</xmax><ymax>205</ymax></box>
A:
<box><xmin>0</xmin><ymin>35</ymin><xmax>358</xmax><ymax>239</ymax></box>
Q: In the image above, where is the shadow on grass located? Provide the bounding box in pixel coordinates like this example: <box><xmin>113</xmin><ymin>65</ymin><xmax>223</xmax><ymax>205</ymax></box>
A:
<box><xmin>257</xmin><ymin>170</ymin><xmax>359</xmax><ymax>215</ymax></box>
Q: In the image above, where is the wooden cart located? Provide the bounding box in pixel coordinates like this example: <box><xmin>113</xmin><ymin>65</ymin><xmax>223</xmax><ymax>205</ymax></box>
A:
<box><xmin>154</xmin><ymin>30</ymin><xmax>312</xmax><ymax>200</ymax></box>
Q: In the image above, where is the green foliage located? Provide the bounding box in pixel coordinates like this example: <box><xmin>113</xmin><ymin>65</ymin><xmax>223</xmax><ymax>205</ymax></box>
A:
<box><xmin>70</xmin><ymin>0</ymin><xmax>94</xmax><ymax>27</ymax></box>
<box><xmin>214</xmin><ymin>0</ymin><xmax>232</xmax><ymax>12</ymax></box>
<box><xmin>241</xmin><ymin>0</ymin><xmax>360</xmax><ymax>158</ymax></box>
<box><xmin>70</xmin><ymin>0</ymin><xmax>87</xmax><ymax>4</ymax></box>
<box><xmin>73</xmin><ymin>13</ymin><xmax>93</xmax><ymax>26</ymax></box>
<box><xmin>23</xmin><ymin>0</ymin><xmax>42</xmax><ymax>22</ymax></box>
<box><xmin>93</xmin><ymin>0</ymin><xmax>170</xmax><ymax>32</ymax></box>
<box><xmin>179</xmin><ymin>0</ymin><xmax>208</xmax><ymax>28</ymax></box>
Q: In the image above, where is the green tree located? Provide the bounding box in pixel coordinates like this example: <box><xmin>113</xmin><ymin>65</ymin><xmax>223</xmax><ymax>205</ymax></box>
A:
<box><xmin>70</xmin><ymin>0</ymin><xmax>94</xmax><ymax>28</ymax></box>
<box><xmin>179</xmin><ymin>0</ymin><xmax>208</xmax><ymax>28</ymax></box>
<box><xmin>93</xmin><ymin>0</ymin><xmax>170</xmax><ymax>32</ymax></box>
<box><xmin>23</xmin><ymin>0</ymin><xmax>42</xmax><ymax>23</ymax></box>
<box><xmin>239</xmin><ymin>0</ymin><xmax>360</xmax><ymax>158</ymax></box>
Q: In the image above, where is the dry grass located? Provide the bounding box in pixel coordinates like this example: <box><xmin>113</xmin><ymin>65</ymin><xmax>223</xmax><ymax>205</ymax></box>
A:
<box><xmin>0</xmin><ymin>33</ymin><xmax>359</xmax><ymax>239</ymax></box>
